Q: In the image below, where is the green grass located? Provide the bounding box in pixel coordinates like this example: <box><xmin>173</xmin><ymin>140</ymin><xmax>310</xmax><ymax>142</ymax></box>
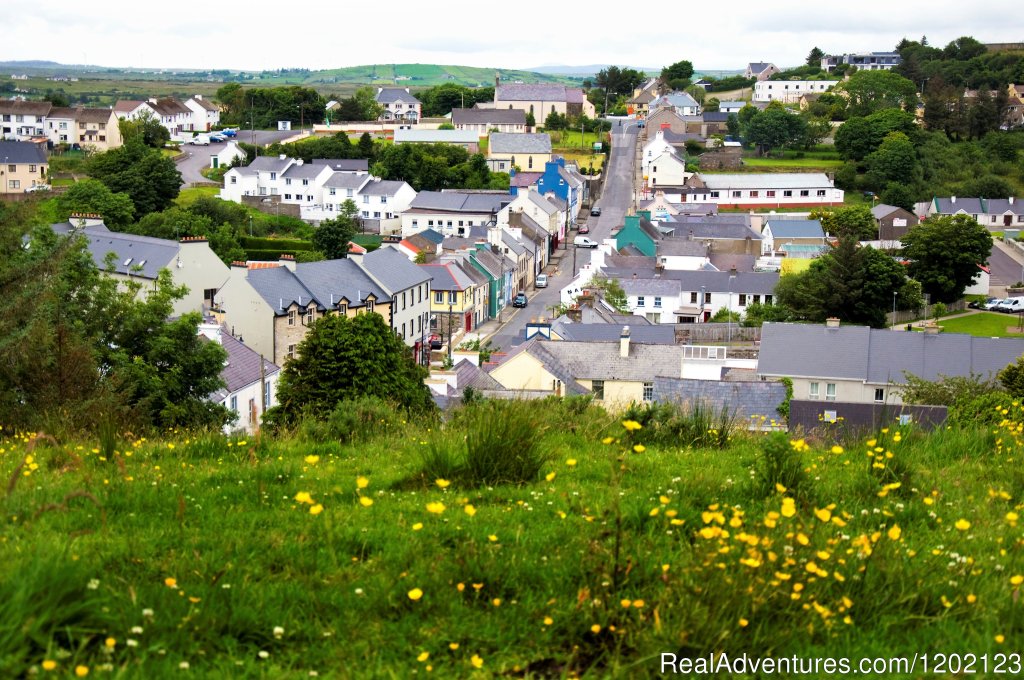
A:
<box><xmin>741</xmin><ymin>157</ymin><xmax>844</xmax><ymax>169</ymax></box>
<box><xmin>938</xmin><ymin>311</ymin><xmax>1024</xmax><ymax>337</ymax></box>
<box><xmin>173</xmin><ymin>186</ymin><xmax>219</xmax><ymax>206</ymax></box>
<box><xmin>5</xmin><ymin>400</ymin><xmax>1024</xmax><ymax>677</ymax></box>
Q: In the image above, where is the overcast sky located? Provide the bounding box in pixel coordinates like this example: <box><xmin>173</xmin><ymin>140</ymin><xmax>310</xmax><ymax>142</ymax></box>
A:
<box><xmin>3</xmin><ymin>0</ymin><xmax>1022</xmax><ymax>73</ymax></box>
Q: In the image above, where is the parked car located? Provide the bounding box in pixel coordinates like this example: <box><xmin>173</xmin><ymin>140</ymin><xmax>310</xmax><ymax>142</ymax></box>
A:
<box><xmin>590</xmin><ymin>206</ymin><xmax>602</xmax><ymax>217</ymax></box>
<box><xmin>574</xmin><ymin>236</ymin><xmax>598</xmax><ymax>248</ymax></box>
<box><xmin>998</xmin><ymin>298</ymin><xmax>1024</xmax><ymax>313</ymax></box>
<box><xmin>190</xmin><ymin>135</ymin><xmax>210</xmax><ymax>146</ymax></box>
<box><xmin>428</xmin><ymin>334</ymin><xmax>443</xmax><ymax>350</ymax></box>
<box><xmin>25</xmin><ymin>184</ymin><xmax>51</xmax><ymax>193</ymax></box>
<box><xmin>210</xmin><ymin>133</ymin><xmax>227</xmax><ymax>143</ymax></box>
<box><xmin>535</xmin><ymin>273</ymin><xmax>548</xmax><ymax>288</ymax></box>
<box><xmin>578</xmin><ymin>224</ymin><xmax>590</xmax><ymax>234</ymax></box>
<box><xmin>969</xmin><ymin>297</ymin><xmax>998</xmax><ymax>309</ymax></box>
<box><xmin>986</xmin><ymin>297</ymin><xmax>1009</xmax><ymax>311</ymax></box>
<box><xmin>220</xmin><ymin>128</ymin><xmax>237</xmax><ymax>137</ymax></box>
<box><xmin>512</xmin><ymin>292</ymin><xmax>528</xmax><ymax>308</ymax></box>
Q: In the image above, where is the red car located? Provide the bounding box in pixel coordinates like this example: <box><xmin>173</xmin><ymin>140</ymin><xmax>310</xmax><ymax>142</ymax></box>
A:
<box><xmin>578</xmin><ymin>224</ymin><xmax>590</xmax><ymax>234</ymax></box>
<box><xmin>428</xmin><ymin>334</ymin><xmax>443</xmax><ymax>350</ymax></box>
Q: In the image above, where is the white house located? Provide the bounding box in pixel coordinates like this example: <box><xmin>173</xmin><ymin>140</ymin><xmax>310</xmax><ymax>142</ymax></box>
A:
<box><xmin>684</xmin><ymin>173</ymin><xmax>844</xmax><ymax>208</ymax></box>
<box><xmin>184</xmin><ymin>95</ymin><xmax>220</xmax><ymax>132</ymax></box>
<box><xmin>650</xmin><ymin>92</ymin><xmax>701</xmax><ymax>117</ymax></box>
<box><xmin>718</xmin><ymin>101</ymin><xmax>746</xmax><ymax>114</ymax></box>
<box><xmin>0</xmin><ymin>99</ymin><xmax>50</xmax><ymax>140</ymax></box>
<box><xmin>376</xmin><ymin>87</ymin><xmax>421</xmax><ymax>122</ymax></box>
<box><xmin>614</xmin><ymin>269</ymin><xmax>780</xmax><ymax>324</ymax></box>
<box><xmin>401</xmin><ymin>191</ymin><xmax>510</xmax><ymax>237</ymax></box>
<box><xmin>642</xmin><ymin>130</ymin><xmax>678</xmax><ymax>175</ymax></box>
<box><xmin>211</xmin><ymin>141</ymin><xmax>247</xmax><ymax>170</ymax></box>
<box><xmin>202</xmin><ymin>325</ymin><xmax>281</xmax><ymax>435</ymax></box>
<box><xmin>355</xmin><ymin>245</ymin><xmax>433</xmax><ymax>352</ymax></box>
<box><xmin>754</xmin><ymin>80</ymin><xmax>839</xmax><ymax>103</ymax></box>
<box><xmin>451</xmin><ymin>107</ymin><xmax>527</xmax><ymax>135</ymax></box>
<box><xmin>646</xmin><ymin>149</ymin><xmax>692</xmax><ymax>192</ymax></box>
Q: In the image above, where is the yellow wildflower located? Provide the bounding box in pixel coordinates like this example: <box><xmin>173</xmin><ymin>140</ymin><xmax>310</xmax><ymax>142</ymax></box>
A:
<box><xmin>426</xmin><ymin>502</ymin><xmax>446</xmax><ymax>514</ymax></box>
<box><xmin>75</xmin><ymin>667</ymin><xmax>89</xmax><ymax>678</ymax></box>
<box><xmin>309</xmin><ymin>504</ymin><xmax>324</xmax><ymax>515</ymax></box>
<box><xmin>294</xmin><ymin>491</ymin><xmax>314</xmax><ymax>505</ymax></box>
<box><xmin>463</xmin><ymin>504</ymin><xmax>477</xmax><ymax>517</ymax></box>
<box><xmin>435</xmin><ymin>479</ymin><xmax>451</xmax><ymax>489</ymax></box>
<box><xmin>622</xmin><ymin>420</ymin><xmax>642</xmax><ymax>431</ymax></box>
<box><xmin>359</xmin><ymin>497</ymin><xmax>373</xmax><ymax>507</ymax></box>
<box><xmin>471</xmin><ymin>655</ymin><xmax>484</xmax><ymax>669</ymax></box>
<box><xmin>955</xmin><ymin>519</ymin><xmax>971</xmax><ymax>531</ymax></box>
<box><xmin>887</xmin><ymin>525</ymin><xmax>902</xmax><ymax>541</ymax></box>
<box><xmin>42</xmin><ymin>660</ymin><xmax>57</xmax><ymax>671</ymax></box>
<box><xmin>408</xmin><ymin>588</ymin><xmax>423</xmax><ymax>601</ymax></box>
<box><xmin>164</xmin><ymin>577</ymin><xmax>178</xmax><ymax>588</ymax></box>
<box><xmin>356</xmin><ymin>476</ymin><xmax>369</xmax><ymax>489</ymax></box>
<box><xmin>304</xmin><ymin>455</ymin><xmax>320</xmax><ymax>464</ymax></box>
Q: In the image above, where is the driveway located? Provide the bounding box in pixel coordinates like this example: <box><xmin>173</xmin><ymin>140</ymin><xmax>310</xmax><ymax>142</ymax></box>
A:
<box><xmin>177</xmin><ymin>129</ymin><xmax>299</xmax><ymax>187</ymax></box>
<box><xmin>486</xmin><ymin>123</ymin><xmax>638</xmax><ymax>352</ymax></box>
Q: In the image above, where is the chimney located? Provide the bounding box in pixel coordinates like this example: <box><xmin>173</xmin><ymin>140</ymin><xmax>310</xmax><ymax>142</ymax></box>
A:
<box><xmin>1011</xmin><ymin>196</ymin><xmax>1016</xmax><ymax>205</ymax></box>
<box><xmin>688</xmin><ymin>229</ymin><xmax>694</xmax><ymax>241</ymax></box>
<box><xmin>279</xmin><ymin>154</ymin><xmax>287</xmax><ymax>160</ymax></box>
<box><xmin>495</xmin><ymin>72</ymin><xmax>500</xmax><ymax>89</ymax></box>
<box><xmin>620</xmin><ymin>325</ymin><xmax>631</xmax><ymax>358</ymax></box>
<box><xmin>951</xmin><ymin>196</ymin><xmax>957</xmax><ymax>203</ymax></box>
<box><xmin>825</xmin><ymin>317</ymin><xmax>840</xmax><ymax>328</ymax></box>
<box><xmin>279</xmin><ymin>253</ymin><xmax>296</xmax><ymax>271</ymax></box>
<box><xmin>195</xmin><ymin>94</ymin><xmax>202</xmax><ymax>100</ymax></box>
<box><xmin>296</xmin><ymin>159</ymin><xmax>304</xmax><ymax>166</ymax></box>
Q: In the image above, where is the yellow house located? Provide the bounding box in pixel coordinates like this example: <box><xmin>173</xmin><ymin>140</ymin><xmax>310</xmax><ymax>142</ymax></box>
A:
<box><xmin>0</xmin><ymin>140</ymin><xmax>48</xmax><ymax>193</ymax></box>
<box><xmin>420</xmin><ymin>261</ymin><xmax>480</xmax><ymax>338</ymax></box>
<box><xmin>487</xmin><ymin>133</ymin><xmax>552</xmax><ymax>173</ymax></box>
<box><xmin>487</xmin><ymin>330</ymin><xmax>689</xmax><ymax>410</ymax></box>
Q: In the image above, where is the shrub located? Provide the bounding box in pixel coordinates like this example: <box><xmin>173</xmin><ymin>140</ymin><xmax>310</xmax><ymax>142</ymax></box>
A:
<box><xmin>753</xmin><ymin>432</ymin><xmax>809</xmax><ymax>500</ymax></box>
<box><xmin>463</xmin><ymin>400</ymin><xmax>548</xmax><ymax>486</ymax></box>
<box><xmin>307</xmin><ymin>396</ymin><xmax>406</xmax><ymax>444</ymax></box>
<box><xmin>619</xmin><ymin>400</ymin><xmax>737</xmax><ymax>450</ymax></box>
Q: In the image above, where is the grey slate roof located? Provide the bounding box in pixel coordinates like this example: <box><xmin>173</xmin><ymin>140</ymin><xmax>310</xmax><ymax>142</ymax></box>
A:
<box><xmin>519</xmin><ymin>338</ymin><xmax>687</xmax><ymax>382</ymax></box>
<box><xmin>409</xmin><ymin>191</ymin><xmax>508</xmax><ymax>214</ymax></box>
<box><xmin>452</xmin><ymin>108</ymin><xmax>526</xmax><ymax>125</ymax></box>
<box><xmin>986</xmin><ymin>199</ymin><xmax>1024</xmax><ymax>216</ymax></box>
<box><xmin>247</xmin><ymin>259</ymin><xmax>389</xmax><ymax>314</ymax></box>
<box><xmin>765</xmin><ymin>219</ymin><xmax>825</xmax><ymax>239</ymax></box>
<box><xmin>550</xmin><ymin>320</ymin><xmax>676</xmax><ymax>344</ymax></box>
<box><xmin>652</xmin><ymin>92</ymin><xmax>700</xmax><ymax>109</ymax></box>
<box><xmin>702</xmin><ymin>112</ymin><xmax>731</xmax><ymax>123</ymax></box>
<box><xmin>653</xmin><ymin>377</ymin><xmax>788</xmax><ymax>424</ymax></box>
<box><xmin>662</xmin><ymin>218</ymin><xmax>761</xmax><ymax>241</ymax></box>
<box><xmin>218</xmin><ymin>332</ymin><xmax>280</xmax><ymax>394</ymax></box>
<box><xmin>496</xmin><ymin>84</ymin><xmax>574</xmax><ymax>102</ymax></box>
<box><xmin>454</xmin><ymin>359</ymin><xmax>503</xmax><ymax>391</ymax></box>
<box><xmin>311</xmin><ymin>158</ymin><xmax>369</xmax><ymax>172</ymax></box>
<box><xmin>656</xmin><ymin>238</ymin><xmax>710</xmax><ymax>257</ymax></box>
<box><xmin>933</xmin><ymin>197</ymin><xmax>984</xmax><ymax>214</ymax></box>
<box><xmin>489</xmin><ymin>133</ymin><xmax>552</xmax><ymax>154</ymax></box>
<box><xmin>0</xmin><ymin>140</ymin><xmax>47</xmax><ymax>164</ymax></box>
<box><xmin>621</xmin><ymin>278</ymin><xmax>683</xmax><ymax>296</ymax></box>
<box><xmin>748</xmin><ymin>62</ymin><xmax>774</xmax><ymax>74</ymax></box>
<box><xmin>757</xmin><ymin>322</ymin><xmax>1024</xmax><ymax>384</ymax></box>
<box><xmin>419</xmin><ymin>262</ymin><xmax>475</xmax><ymax>291</ymax></box>
<box><xmin>375</xmin><ymin>88</ymin><xmax>421</xmax><ymax>105</ymax></box>
<box><xmin>602</xmin><ymin>267</ymin><xmax>780</xmax><ymax>295</ymax></box>
<box><xmin>281</xmin><ymin>163</ymin><xmax>327</xmax><ymax>180</ymax></box>
<box><xmin>51</xmin><ymin>224</ymin><xmax>178</xmax><ymax>279</ymax></box>
<box><xmin>246</xmin><ymin>156</ymin><xmax>293</xmax><ymax>174</ymax></box>
<box><xmin>870</xmin><ymin>203</ymin><xmax>903</xmax><ymax>219</ymax></box>
<box><xmin>361</xmin><ymin>179</ymin><xmax>409</xmax><ymax>196</ymax></box>
<box><xmin>0</xmin><ymin>99</ymin><xmax>52</xmax><ymax>116</ymax></box>
<box><xmin>361</xmin><ymin>245</ymin><xmax>432</xmax><ymax>292</ymax></box>
<box><xmin>189</xmin><ymin>96</ymin><xmax>220</xmax><ymax>112</ymax></box>
<box><xmin>323</xmin><ymin>173</ymin><xmax>370</xmax><ymax>190</ymax></box>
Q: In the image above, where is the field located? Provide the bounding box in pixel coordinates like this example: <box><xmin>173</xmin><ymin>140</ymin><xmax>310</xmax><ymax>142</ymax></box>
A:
<box><xmin>938</xmin><ymin>311</ymin><xmax>1024</xmax><ymax>337</ymax></box>
<box><xmin>5</xmin><ymin>399</ymin><xmax>1024</xmax><ymax>677</ymax></box>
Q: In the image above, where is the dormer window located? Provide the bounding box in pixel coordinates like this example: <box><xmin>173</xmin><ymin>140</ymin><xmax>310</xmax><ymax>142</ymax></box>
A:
<box><xmin>123</xmin><ymin>257</ymin><xmax>133</xmax><ymax>267</ymax></box>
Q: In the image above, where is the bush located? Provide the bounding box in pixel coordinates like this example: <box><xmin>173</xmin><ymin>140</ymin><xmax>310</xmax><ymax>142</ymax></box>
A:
<box><xmin>619</xmin><ymin>400</ymin><xmax>737</xmax><ymax>450</ymax></box>
<box><xmin>753</xmin><ymin>432</ymin><xmax>810</xmax><ymax>500</ymax></box>
<box><xmin>298</xmin><ymin>396</ymin><xmax>405</xmax><ymax>444</ymax></box>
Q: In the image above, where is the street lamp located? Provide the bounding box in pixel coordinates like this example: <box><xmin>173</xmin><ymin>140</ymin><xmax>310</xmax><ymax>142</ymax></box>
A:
<box><xmin>447</xmin><ymin>302</ymin><xmax>454</xmax><ymax>361</ymax></box>
<box><xmin>727</xmin><ymin>267</ymin><xmax>737</xmax><ymax>345</ymax></box>
<box><xmin>892</xmin><ymin>291</ymin><xmax>898</xmax><ymax>330</ymax></box>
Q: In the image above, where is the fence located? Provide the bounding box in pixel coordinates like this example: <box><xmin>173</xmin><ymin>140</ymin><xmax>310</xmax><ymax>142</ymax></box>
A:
<box><xmin>671</xmin><ymin>323</ymin><xmax>761</xmax><ymax>344</ymax></box>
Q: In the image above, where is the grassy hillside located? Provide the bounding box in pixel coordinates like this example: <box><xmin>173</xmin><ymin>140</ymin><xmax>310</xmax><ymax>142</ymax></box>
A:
<box><xmin>4</xmin><ymin>399</ymin><xmax>1024</xmax><ymax>677</ymax></box>
<box><xmin>305</xmin><ymin>63</ymin><xmax>581</xmax><ymax>88</ymax></box>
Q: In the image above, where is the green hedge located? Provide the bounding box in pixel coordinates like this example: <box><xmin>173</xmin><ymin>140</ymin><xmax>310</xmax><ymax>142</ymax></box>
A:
<box><xmin>244</xmin><ymin>249</ymin><xmax>304</xmax><ymax>261</ymax></box>
<box><xmin>239</xmin><ymin>237</ymin><xmax>313</xmax><ymax>251</ymax></box>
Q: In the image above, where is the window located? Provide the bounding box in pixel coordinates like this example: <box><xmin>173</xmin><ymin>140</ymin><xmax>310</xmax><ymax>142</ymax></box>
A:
<box><xmin>732</xmin><ymin>190</ymin><xmax>742</xmax><ymax>198</ymax></box>
<box><xmin>285</xmin><ymin>178</ymin><xmax>292</xmax><ymax>186</ymax></box>
<box><xmin>654</xmin><ymin>296</ymin><xmax>662</xmax><ymax>308</ymax></box>
<box><xmin>380</xmin><ymin>196</ymin><xmax>387</xmax><ymax>204</ymax></box>
<box><xmin>329</xmin><ymin>188</ymin><xmax>336</xmax><ymax>195</ymax></box>
<box><xmin>8</xmin><ymin>180</ymin><xmax>19</xmax><ymax>190</ymax></box>
<box><xmin>270</xmin><ymin>172</ymin><xmax>276</xmax><ymax>180</ymax></box>
<box><xmin>304</xmin><ymin>307</ymin><xmax>314</xmax><ymax>325</ymax></box>
<box><xmin>230</xmin><ymin>395</ymin><xmax>238</xmax><ymax>412</ymax></box>
<box><xmin>448</xmin><ymin>291</ymin><xmax>457</xmax><ymax>304</ymax></box>
<box><xmin>783</xmin><ymin>190</ymin><xmax>792</xmax><ymax>197</ymax></box>
<box><xmin>710</xmin><ymin>191</ymin><xmax>720</xmax><ymax>198</ymax></box>
<box><xmin>825</xmin><ymin>383</ymin><xmax>836</xmax><ymax>401</ymax></box>
<box><xmin>739</xmin><ymin>294</ymin><xmax>747</xmax><ymax>306</ymax></box>
<box><xmin>637</xmin><ymin>296</ymin><xmax>645</xmax><ymax>307</ymax></box>
<box><xmin>284</xmin><ymin>194</ymin><xmax>292</xmax><ymax>200</ymax></box>
<box><xmin>346</xmin><ymin>189</ymin><xmax>354</xmax><ymax>197</ymax></box>
<box><xmin>874</xmin><ymin>388</ymin><xmax>885</xmax><ymax>403</ymax></box>
<box><xmin>402</xmin><ymin>322</ymin><xmax>406</xmax><ymax>338</ymax></box>
<box><xmin>800</xmin><ymin>190</ymin><xmax>810</xmax><ymax>197</ymax></box>
<box><xmin>690</xmin><ymin>292</ymin><xmax>698</xmax><ymax>304</ymax></box>
<box><xmin>749</xmin><ymin>190</ymin><xmax>758</xmax><ymax>198</ymax></box>
<box><xmin>816</xmin><ymin>190</ymin><xmax>826</xmax><ymax>197</ymax></box>
<box><xmin>230</xmin><ymin>176</ymin><xmax>237</xmax><ymax>184</ymax></box>
<box><xmin>592</xmin><ymin>380</ymin><xmax>605</xmax><ymax>400</ymax></box>
<box><xmin>366</xmin><ymin>299</ymin><xmax>374</xmax><ymax>313</ymax></box>
<box><xmin>528</xmin><ymin>157</ymin><xmax>533</xmax><ymax>169</ymax></box>
<box><xmin>373</xmin><ymin>212</ymin><xmax>381</xmax><ymax>218</ymax></box>
<box><xmin>287</xmin><ymin>344</ymin><xmax>296</xmax><ymax>359</ymax></box>
<box><xmin>653</xmin><ymin>166</ymin><xmax>658</xmax><ymax>173</ymax></box>
<box><xmin>765</xmin><ymin>295</ymin><xmax>773</xmax><ymax>305</ymax></box>
<box><xmin>434</xmin><ymin>291</ymin><xmax>444</xmax><ymax>304</ymax></box>
<box><xmin>418</xmin><ymin>287</ymin><xmax>423</xmax><ymax>303</ymax></box>
<box><xmin>705</xmin><ymin>292</ymin><xmax>712</xmax><ymax>304</ymax></box>
<box><xmin>338</xmin><ymin>303</ymin><xmax>347</xmax><ymax>316</ymax></box>
<box><xmin>264</xmin><ymin>382</ymin><xmax>272</xmax><ymax>409</ymax></box>
<box><xmin>302</xmin><ymin>179</ymin><xmax>309</xmax><ymax>186</ymax></box>
<box><xmin>643</xmin><ymin>382</ymin><xmax>654</xmax><ymax>401</ymax></box>
<box><xmin>287</xmin><ymin>310</ymin><xmax>296</xmax><ymax>326</ymax></box>
<box><xmin>753</xmin><ymin>295</ymin><xmax>760</xmax><ymax>304</ymax></box>
<box><xmin>28</xmin><ymin>164</ymin><xmax>36</xmax><ymax>173</ymax></box>
<box><xmin>363</xmin><ymin>195</ymin><xmax>370</xmax><ymax>203</ymax></box>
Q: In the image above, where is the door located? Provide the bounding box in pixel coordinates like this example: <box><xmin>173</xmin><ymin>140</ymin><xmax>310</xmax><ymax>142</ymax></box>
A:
<box><xmin>465</xmin><ymin>312</ymin><xmax>472</xmax><ymax>332</ymax></box>
<box><xmin>1006</xmin><ymin>215</ymin><xmax>1013</xmax><ymax>227</ymax></box>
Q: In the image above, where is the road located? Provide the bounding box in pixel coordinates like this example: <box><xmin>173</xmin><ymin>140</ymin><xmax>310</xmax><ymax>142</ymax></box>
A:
<box><xmin>989</xmin><ymin>241</ymin><xmax>1024</xmax><ymax>290</ymax></box>
<box><xmin>486</xmin><ymin>122</ymin><xmax>638</xmax><ymax>352</ymax></box>
<box><xmin>176</xmin><ymin>129</ymin><xmax>299</xmax><ymax>186</ymax></box>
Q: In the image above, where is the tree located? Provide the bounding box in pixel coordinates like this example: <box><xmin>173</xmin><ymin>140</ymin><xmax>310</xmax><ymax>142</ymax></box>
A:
<box><xmin>835</xmin><ymin>70</ymin><xmax>918</xmax><ymax>116</ymax></box>
<box><xmin>119</xmin><ymin>110</ymin><xmax>170</xmax><ymax>148</ymax></box>
<box><xmin>525</xmin><ymin>110</ymin><xmax>536</xmax><ymax>128</ymax></box>
<box><xmin>353</xmin><ymin>86</ymin><xmax>384</xmax><ymax>120</ymax></box>
<box><xmin>589</xmin><ymin>277</ymin><xmax>628</xmax><ymax>313</ymax></box>
<box><xmin>44</xmin><ymin>90</ymin><xmax>71</xmax><ymax>107</ymax></box>
<box><xmin>999</xmin><ymin>357</ymin><xmax>1024</xmax><ymax>398</ymax></box>
<box><xmin>745</xmin><ymin>108</ymin><xmax>807</xmax><ymax>155</ymax></box>
<box><xmin>902</xmin><ymin>215</ymin><xmax>994</xmax><ymax>303</ymax></box>
<box><xmin>806</xmin><ymin>47</ymin><xmax>825</xmax><ymax>68</ymax></box>
<box><xmin>268</xmin><ymin>312</ymin><xmax>433</xmax><ymax>423</ymax></box>
<box><xmin>881</xmin><ymin>182</ymin><xmax>917</xmax><ymax>212</ymax></box>
<box><xmin>544</xmin><ymin>110</ymin><xmax>567</xmax><ymax>130</ymax></box>
<box><xmin>811</xmin><ymin>206</ymin><xmax>878</xmax><ymax>240</ymax></box>
<box><xmin>865</xmin><ymin>131</ymin><xmax>921</xmax><ymax>190</ymax></box>
<box><xmin>87</xmin><ymin>140</ymin><xmax>181</xmax><ymax>218</ymax></box>
<box><xmin>726</xmin><ymin>113</ymin><xmax>741</xmax><ymax>139</ymax></box>
<box><xmin>313</xmin><ymin>200</ymin><xmax>358</xmax><ymax>258</ymax></box>
<box><xmin>55</xmin><ymin>179</ymin><xmax>136</xmax><ymax>228</ymax></box>
<box><xmin>703</xmin><ymin>97</ymin><xmax>719</xmax><ymax>112</ymax></box>
<box><xmin>661</xmin><ymin>60</ymin><xmax>694</xmax><ymax>90</ymax></box>
<box><xmin>358</xmin><ymin>131</ymin><xmax>375</xmax><ymax>159</ymax></box>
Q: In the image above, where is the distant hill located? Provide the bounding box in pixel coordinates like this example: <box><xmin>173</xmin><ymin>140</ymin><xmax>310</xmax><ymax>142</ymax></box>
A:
<box><xmin>526</xmin><ymin>64</ymin><xmax>658</xmax><ymax>77</ymax></box>
<box><xmin>302</xmin><ymin>63</ymin><xmax>582</xmax><ymax>88</ymax></box>
<box><xmin>0</xmin><ymin>60</ymin><xmax>68</xmax><ymax>69</ymax></box>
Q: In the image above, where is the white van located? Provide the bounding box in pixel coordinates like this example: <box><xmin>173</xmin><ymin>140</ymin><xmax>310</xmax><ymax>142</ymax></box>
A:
<box><xmin>535</xmin><ymin>273</ymin><xmax>548</xmax><ymax>288</ymax></box>
<box><xmin>999</xmin><ymin>298</ymin><xmax>1024</xmax><ymax>313</ymax></box>
<box><xmin>190</xmin><ymin>134</ymin><xmax>210</xmax><ymax>146</ymax></box>
<box><xmin>574</xmin><ymin>236</ymin><xmax>598</xmax><ymax>248</ymax></box>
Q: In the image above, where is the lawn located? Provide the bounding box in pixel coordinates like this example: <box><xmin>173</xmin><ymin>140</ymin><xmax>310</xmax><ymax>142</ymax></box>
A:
<box><xmin>173</xmin><ymin>186</ymin><xmax>220</xmax><ymax>207</ymax></box>
<box><xmin>741</xmin><ymin>157</ymin><xmax>845</xmax><ymax>169</ymax></box>
<box><xmin>5</xmin><ymin>399</ymin><xmax>1024</xmax><ymax>677</ymax></box>
<box><xmin>939</xmin><ymin>311</ymin><xmax>1024</xmax><ymax>337</ymax></box>
<box><xmin>560</xmin><ymin>152</ymin><xmax>605</xmax><ymax>171</ymax></box>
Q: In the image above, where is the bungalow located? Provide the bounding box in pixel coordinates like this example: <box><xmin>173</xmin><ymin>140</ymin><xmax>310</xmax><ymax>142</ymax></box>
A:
<box><xmin>487</xmin><ymin>132</ymin><xmax>553</xmax><ymax>172</ymax></box>
<box><xmin>0</xmin><ymin>140</ymin><xmax>48</xmax><ymax>193</ymax></box>
<box><xmin>50</xmin><ymin>217</ymin><xmax>230</xmax><ymax>316</ymax></box>
<box><xmin>718</xmin><ymin>101</ymin><xmax>746</xmax><ymax>114</ymax></box>
<box><xmin>650</xmin><ymin>92</ymin><xmax>701</xmax><ymax>117</ymax></box>
<box><xmin>488</xmin><ymin>82</ymin><xmax>596</xmax><ymax>120</ymax></box>
<box><xmin>451</xmin><ymin>107</ymin><xmax>527</xmax><ymax>135</ymax></box>
<box><xmin>926</xmin><ymin>196</ymin><xmax>1024</xmax><ymax>229</ymax></box>
<box><xmin>754</xmin><ymin>80</ymin><xmax>839</xmax><ymax>103</ymax></box>
<box><xmin>393</xmin><ymin>128</ymin><xmax>480</xmax><ymax>151</ymax></box>
<box><xmin>756</xmin><ymin>320</ymin><xmax>1024</xmax><ymax>406</ymax></box>
<box><xmin>684</xmin><ymin>173</ymin><xmax>844</xmax><ymax>208</ymax></box>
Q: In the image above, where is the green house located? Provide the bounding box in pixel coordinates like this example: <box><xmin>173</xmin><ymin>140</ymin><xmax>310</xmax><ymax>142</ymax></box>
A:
<box><xmin>615</xmin><ymin>212</ymin><xmax>661</xmax><ymax>257</ymax></box>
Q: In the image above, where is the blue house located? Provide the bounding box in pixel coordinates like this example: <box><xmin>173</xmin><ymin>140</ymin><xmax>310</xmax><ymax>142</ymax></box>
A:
<box><xmin>615</xmin><ymin>214</ymin><xmax>661</xmax><ymax>257</ymax></box>
<box><xmin>536</xmin><ymin>158</ymin><xmax>584</xmax><ymax>222</ymax></box>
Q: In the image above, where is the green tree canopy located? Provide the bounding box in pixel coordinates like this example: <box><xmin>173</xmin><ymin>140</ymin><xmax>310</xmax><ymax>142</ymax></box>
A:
<box><xmin>661</xmin><ymin>60</ymin><xmax>694</xmax><ymax>90</ymax></box>
<box><xmin>835</xmin><ymin>70</ymin><xmax>918</xmax><ymax>116</ymax></box>
<box><xmin>901</xmin><ymin>215</ymin><xmax>993</xmax><ymax>303</ymax></box>
<box><xmin>55</xmin><ymin>179</ymin><xmax>136</xmax><ymax>228</ymax></box>
<box><xmin>86</xmin><ymin>140</ymin><xmax>181</xmax><ymax>218</ymax></box>
<box><xmin>745</xmin><ymin>108</ymin><xmax>807</xmax><ymax>155</ymax></box>
<box><xmin>118</xmin><ymin>110</ymin><xmax>170</xmax><ymax>148</ymax></box>
<box><xmin>810</xmin><ymin>206</ymin><xmax>878</xmax><ymax>240</ymax></box>
<box><xmin>865</xmin><ymin>131</ymin><xmax>921</xmax><ymax>190</ymax></box>
<box><xmin>806</xmin><ymin>47</ymin><xmax>825</xmax><ymax>67</ymax></box>
<box><xmin>312</xmin><ymin>200</ymin><xmax>358</xmax><ymax>259</ymax></box>
<box><xmin>269</xmin><ymin>313</ymin><xmax>434</xmax><ymax>423</ymax></box>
